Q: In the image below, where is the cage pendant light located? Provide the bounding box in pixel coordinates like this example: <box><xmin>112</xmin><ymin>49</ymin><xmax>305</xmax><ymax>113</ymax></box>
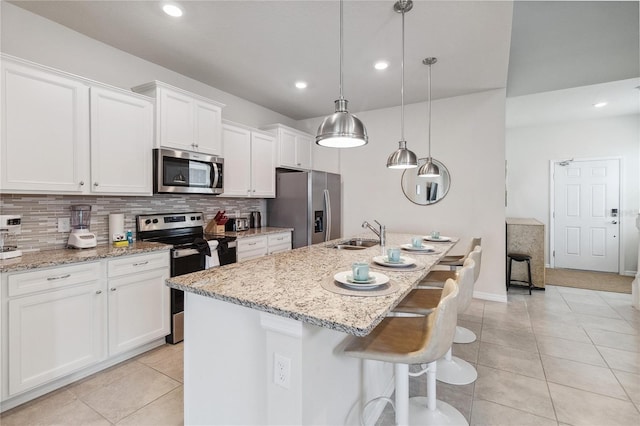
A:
<box><xmin>418</xmin><ymin>57</ymin><xmax>440</xmax><ymax>177</ymax></box>
<box><xmin>316</xmin><ymin>0</ymin><xmax>368</xmax><ymax>148</ymax></box>
<box><xmin>387</xmin><ymin>0</ymin><xmax>417</xmax><ymax>169</ymax></box>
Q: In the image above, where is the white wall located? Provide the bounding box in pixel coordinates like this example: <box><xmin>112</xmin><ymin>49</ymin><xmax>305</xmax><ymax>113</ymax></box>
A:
<box><xmin>300</xmin><ymin>90</ymin><xmax>508</xmax><ymax>302</ymax></box>
<box><xmin>0</xmin><ymin>2</ymin><xmax>296</xmax><ymax>129</ymax></box>
<box><xmin>506</xmin><ymin>114</ymin><xmax>640</xmax><ymax>275</ymax></box>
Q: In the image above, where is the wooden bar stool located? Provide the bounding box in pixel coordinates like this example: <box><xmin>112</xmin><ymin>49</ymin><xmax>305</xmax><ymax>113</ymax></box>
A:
<box><xmin>340</xmin><ymin>280</ymin><xmax>467</xmax><ymax>426</ymax></box>
<box><xmin>506</xmin><ymin>252</ymin><xmax>533</xmax><ymax>295</ymax></box>
<box><xmin>436</xmin><ymin>237</ymin><xmax>481</xmax><ymax>270</ymax></box>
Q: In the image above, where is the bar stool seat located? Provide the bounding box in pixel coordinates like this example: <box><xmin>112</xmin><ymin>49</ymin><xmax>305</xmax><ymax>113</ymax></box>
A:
<box><xmin>341</xmin><ymin>280</ymin><xmax>467</xmax><ymax>426</ymax></box>
<box><xmin>506</xmin><ymin>252</ymin><xmax>533</xmax><ymax>295</ymax></box>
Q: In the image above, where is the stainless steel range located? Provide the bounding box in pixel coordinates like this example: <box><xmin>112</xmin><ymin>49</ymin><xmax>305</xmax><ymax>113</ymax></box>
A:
<box><xmin>136</xmin><ymin>212</ymin><xmax>237</xmax><ymax>344</ymax></box>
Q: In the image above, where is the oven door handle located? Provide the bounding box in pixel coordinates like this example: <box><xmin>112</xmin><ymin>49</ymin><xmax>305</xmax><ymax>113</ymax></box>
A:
<box><xmin>172</xmin><ymin>248</ymin><xmax>201</xmax><ymax>258</ymax></box>
<box><xmin>212</xmin><ymin>163</ymin><xmax>219</xmax><ymax>189</ymax></box>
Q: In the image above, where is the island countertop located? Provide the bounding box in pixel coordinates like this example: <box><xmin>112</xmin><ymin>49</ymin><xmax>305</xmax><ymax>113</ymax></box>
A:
<box><xmin>167</xmin><ymin>233</ymin><xmax>456</xmax><ymax>336</ymax></box>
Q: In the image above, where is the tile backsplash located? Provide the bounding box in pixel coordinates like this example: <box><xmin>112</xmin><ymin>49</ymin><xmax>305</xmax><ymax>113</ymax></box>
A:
<box><xmin>0</xmin><ymin>194</ymin><xmax>264</xmax><ymax>252</ymax></box>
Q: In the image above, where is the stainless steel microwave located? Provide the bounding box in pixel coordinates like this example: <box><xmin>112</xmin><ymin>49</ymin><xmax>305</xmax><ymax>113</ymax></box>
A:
<box><xmin>154</xmin><ymin>148</ymin><xmax>224</xmax><ymax>195</ymax></box>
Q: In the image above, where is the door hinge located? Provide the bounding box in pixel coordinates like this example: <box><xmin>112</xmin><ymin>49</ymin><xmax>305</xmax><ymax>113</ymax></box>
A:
<box><xmin>552</xmin><ymin>211</ymin><xmax>555</xmax><ymax>218</ymax></box>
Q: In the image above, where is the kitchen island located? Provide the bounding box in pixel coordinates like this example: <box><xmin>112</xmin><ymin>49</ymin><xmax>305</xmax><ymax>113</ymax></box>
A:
<box><xmin>167</xmin><ymin>233</ymin><xmax>455</xmax><ymax>425</ymax></box>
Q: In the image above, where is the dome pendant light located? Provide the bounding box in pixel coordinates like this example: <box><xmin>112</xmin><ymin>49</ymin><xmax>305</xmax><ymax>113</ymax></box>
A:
<box><xmin>387</xmin><ymin>0</ymin><xmax>417</xmax><ymax>169</ymax></box>
<box><xmin>316</xmin><ymin>0</ymin><xmax>368</xmax><ymax>148</ymax></box>
<box><xmin>418</xmin><ymin>57</ymin><xmax>440</xmax><ymax>177</ymax></box>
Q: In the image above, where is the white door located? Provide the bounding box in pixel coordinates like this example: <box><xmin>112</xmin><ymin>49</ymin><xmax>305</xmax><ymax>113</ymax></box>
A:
<box><xmin>553</xmin><ymin>159</ymin><xmax>620</xmax><ymax>272</ymax></box>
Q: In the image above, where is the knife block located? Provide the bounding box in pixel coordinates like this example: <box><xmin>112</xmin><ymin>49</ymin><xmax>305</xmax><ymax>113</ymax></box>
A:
<box><xmin>205</xmin><ymin>219</ymin><xmax>225</xmax><ymax>235</ymax></box>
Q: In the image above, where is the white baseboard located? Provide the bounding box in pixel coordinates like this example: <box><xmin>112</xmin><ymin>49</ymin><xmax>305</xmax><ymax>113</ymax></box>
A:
<box><xmin>623</xmin><ymin>270</ymin><xmax>637</xmax><ymax>277</ymax></box>
<box><xmin>473</xmin><ymin>291</ymin><xmax>508</xmax><ymax>303</ymax></box>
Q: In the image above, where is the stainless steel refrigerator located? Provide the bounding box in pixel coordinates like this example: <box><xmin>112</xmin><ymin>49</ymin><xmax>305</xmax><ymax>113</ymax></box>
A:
<box><xmin>267</xmin><ymin>171</ymin><xmax>341</xmax><ymax>249</ymax></box>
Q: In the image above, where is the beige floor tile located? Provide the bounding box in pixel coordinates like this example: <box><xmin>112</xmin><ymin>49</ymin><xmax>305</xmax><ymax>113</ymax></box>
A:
<box><xmin>573</xmin><ymin>313</ymin><xmax>638</xmax><ymax>334</ymax></box>
<box><xmin>453</xmin><ymin>339</ymin><xmax>480</xmax><ymax>364</ymax></box>
<box><xmin>613</xmin><ymin>369</ymin><xmax>640</xmax><ymax>406</ymax></box>
<box><xmin>477</xmin><ymin>341</ymin><xmax>544</xmax><ymax>379</ymax></box>
<box><xmin>585</xmin><ymin>328</ymin><xmax>640</xmax><ymax>353</ymax></box>
<box><xmin>560</xmin><ymin>292</ymin><xmax>609</xmax><ymax>307</ymax></box>
<box><xmin>541</xmin><ymin>355</ymin><xmax>628</xmax><ymax>400</ymax></box>
<box><xmin>532</xmin><ymin>320</ymin><xmax>591</xmax><ymax>343</ymax></box>
<box><xmin>117</xmin><ymin>386</ymin><xmax>184</xmax><ymax>426</ymax></box>
<box><xmin>136</xmin><ymin>343</ymin><xmax>184</xmax><ymax>383</ymax></box>
<box><xmin>480</xmin><ymin>326</ymin><xmax>538</xmax><ymax>353</ymax></box>
<box><xmin>1</xmin><ymin>398</ymin><xmax>110</xmax><ymax>426</ymax></box>
<box><xmin>81</xmin><ymin>363</ymin><xmax>181</xmax><ymax>423</ymax></box>
<box><xmin>548</xmin><ymin>382</ymin><xmax>640</xmax><ymax>426</ymax></box>
<box><xmin>474</xmin><ymin>365</ymin><xmax>555</xmax><ymax>420</ymax></box>
<box><xmin>536</xmin><ymin>335</ymin><xmax>606</xmax><ymax>366</ymax></box>
<box><xmin>0</xmin><ymin>388</ymin><xmax>79</xmax><ymax>425</ymax></box>
<box><xmin>470</xmin><ymin>399</ymin><xmax>558</xmax><ymax>426</ymax></box>
<box><xmin>566</xmin><ymin>301</ymin><xmax>623</xmax><ymax>319</ymax></box>
<box><xmin>597</xmin><ymin>346</ymin><xmax>640</xmax><ymax>374</ymax></box>
<box><xmin>67</xmin><ymin>359</ymin><xmax>144</xmax><ymax>399</ymax></box>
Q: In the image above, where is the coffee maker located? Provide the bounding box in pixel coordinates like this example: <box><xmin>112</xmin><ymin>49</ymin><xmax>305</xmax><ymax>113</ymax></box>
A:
<box><xmin>67</xmin><ymin>205</ymin><xmax>97</xmax><ymax>249</ymax></box>
<box><xmin>0</xmin><ymin>215</ymin><xmax>22</xmax><ymax>259</ymax></box>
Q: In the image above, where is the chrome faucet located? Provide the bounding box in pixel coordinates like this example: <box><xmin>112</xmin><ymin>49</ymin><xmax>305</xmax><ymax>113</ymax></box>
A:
<box><xmin>362</xmin><ymin>220</ymin><xmax>386</xmax><ymax>248</ymax></box>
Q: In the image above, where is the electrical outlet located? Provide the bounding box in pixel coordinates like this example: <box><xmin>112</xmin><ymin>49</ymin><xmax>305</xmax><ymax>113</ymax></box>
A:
<box><xmin>57</xmin><ymin>217</ymin><xmax>70</xmax><ymax>232</ymax></box>
<box><xmin>273</xmin><ymin>353</ymin><xmax>291</xmax><ymax>389</ymax></box>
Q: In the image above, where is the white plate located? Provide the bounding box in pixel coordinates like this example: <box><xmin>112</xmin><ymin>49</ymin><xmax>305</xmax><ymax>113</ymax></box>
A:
<box><xmin>401</xmin><ymin>243</ymin><xmax>436</xmax><ymax>252</ymax></box>
<box><xmin>423</xmin><ymin>235</ymin><xmax>452</xmax><ymax>242</ymax></box>
<box><xmin>372</xmin><ymin>255</ymin><xmax>416</xmax><ymax>267</ymax></box>
<box><xmin>334</xmin><ymin>271</ymin><xmax>390</xmax><ymax>289</ymax></box>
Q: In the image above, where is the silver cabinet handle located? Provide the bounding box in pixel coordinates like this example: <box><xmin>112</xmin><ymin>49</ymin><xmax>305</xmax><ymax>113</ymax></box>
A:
<box><xmin>79</xmin><ymin>181</ymin><xmax>85</xmax><ymax>186</ymax></box>
<box><xmin>47</xmin><ymin>274</ymin><xmax>71</xmax><ymax>281</ymax></box>
<box><xmin>110</xmin><ymin>288</ymin><xmax>116</xmax><ymax>291</ymax></box>
<box><xmin>94</xmin><ymin>182</ymin><xmax>99</xmax><ymax>187</ymax></box>
<box><xmin>248</xmin><ymin>242</ymin><xmax>257</xmax><ymax>246</ymax></box>
<box><xmin>133</xmin><ymin>261</ymin><xmax>149</xmax><ymax>267</ymax></box>
<box><xmin>96</xmin><ymin>290</ymin><xmax>102</xmax><ymax>294</ymax></box>
<box><xmin>252</xmin><ymin>189</ymin><xmax>256</xmax><ymax>193</ymax></box>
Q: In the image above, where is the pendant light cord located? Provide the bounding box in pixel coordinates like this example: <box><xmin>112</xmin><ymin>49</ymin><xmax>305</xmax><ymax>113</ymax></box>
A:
<box><xmin>339</xmin><ymin>0</ymin><xmax>344</xmax><ymax>101</ymax></box>
<box><xmin>400</xmin><ymin>8</ymin><xmax>405</xmax><ymax>141</ymax></box>
<box><xmin>427</xmin><ymin>60</ymin><xmax>432</xmax><ymax>160</ymax></box>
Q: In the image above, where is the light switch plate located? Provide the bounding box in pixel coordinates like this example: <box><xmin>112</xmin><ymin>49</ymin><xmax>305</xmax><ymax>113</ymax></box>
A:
<box><xmin>58</xmin><ymin>217</ymin><xmax>70</xmax><ymax>232</ymax></box>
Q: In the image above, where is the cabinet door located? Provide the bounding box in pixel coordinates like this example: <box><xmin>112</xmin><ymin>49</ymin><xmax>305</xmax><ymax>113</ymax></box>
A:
<box><xmin>1</xmin><ymin>60</ymin><xmax>89</xmax><ymax>193</ymax></box>
<box><xmin>312</xmin><ymin>143</ymin><xmax>340</xmax><ymax>174</ymax></box>
<box><xmin>194</xmin><ymin>100</ymin><xmax>222</xmax><ymax>155</ymax></box>
<box><xmin>221</xmin><ymin>124</ymin><xmax>252</xmax><ymax>197</ymax></box>
<box><xmin>159</xmin><ymin>87</ymin><xmax>195</xmax><ymax>151</ymax></box>
<box><xmin>251</xmin><ymin>132</ymin><xmax>275</xmax><ymax>198</ymax></box>
<box><xmin>8</xmin><ymin>281</ymin><xmax>106</xmax><ymax>395</ymax></box>
<box><xmin>108</xmin><ymin>268</ymin><xmax>170</xmax><ymax>356</ymax></box>
<box><xmin>90</xmin><ymin>87</ymin><xmax>153</xmax><ymax>194</ymax></box>
<box><xmin>278</xmin><ymin>129</ymin><xmax>298</xmax><ymax>168</ymax></box>
<box><xmin>296</xmin><ymin>133</ymin><xmax>313</xmax><ymax>170</ymax></box>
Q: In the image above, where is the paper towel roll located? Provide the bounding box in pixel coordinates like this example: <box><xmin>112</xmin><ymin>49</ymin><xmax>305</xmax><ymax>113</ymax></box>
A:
<box><xmin>109</xmin><ymin>213</ymin><xmax>125</xmax><ymax>242</ymax></box>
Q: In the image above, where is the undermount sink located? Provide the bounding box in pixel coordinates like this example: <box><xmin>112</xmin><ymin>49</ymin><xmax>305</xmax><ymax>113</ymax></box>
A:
<box><xmin>331</xmin><ymin>238</ymin><xmax>379</xmax><ymax>250</ymax></box>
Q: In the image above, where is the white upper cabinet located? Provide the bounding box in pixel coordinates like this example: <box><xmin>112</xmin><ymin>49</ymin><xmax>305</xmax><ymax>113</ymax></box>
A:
<box><xmin>90</xmin><ymin>86</ymin><xmax>153</xmax><ymax>194</ymax></box>
<box><xmin>261</xmin><ymin>124</ymin><xmax>313</xmax><ymax>170</ymax></box>
<box><xmin>312</xmin><ymin>144</ymin><xmax>341</xmax><ymax>174</ymax></box>
<box><xmin>1</xmin><ymin>55</ymin><xmax>154</xmax><ymax>196</ymax></box>
<box><xmin>221</xmin><ymin>121</ymin><xmax>275</xmax><ymax>198</ymax></box>
<box><xmin>1</xmin><ymin>57</ymin><xmax>89</xmax><ymax>193</ymax></box>
<box><xmin>133</xmin><ymin>81</ymin><xmax>224</xmax><ymax>156</ymax></box>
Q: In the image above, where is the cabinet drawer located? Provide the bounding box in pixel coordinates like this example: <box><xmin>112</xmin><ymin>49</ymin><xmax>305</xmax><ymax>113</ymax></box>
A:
<box><xmin>107</xmin><ymin>252</ymin><xmax>169</xmax><ymax>278</ymax></box>
<box><xmin>237</xmin><ymin>236</ymin><xmax>267</xmax><ymax>253</ymax></box>
<box><xmin>8</xmin><ymin>262</ymin><xmax>102</xmax><ymax>297</ymax></box>
<box><xmin>268</xmin><ymin>244</ymin><xmax>291</xmax><ymax>255</ymax></box>
<box><xmin>267</xmin><ymin>232</ymin><xmax>291</xmax><ymax>246</ymax></box>
<box><xmin>237</xmin><ymin>248</ymin><xmax>268</xmax><ymax>262</ymax></box>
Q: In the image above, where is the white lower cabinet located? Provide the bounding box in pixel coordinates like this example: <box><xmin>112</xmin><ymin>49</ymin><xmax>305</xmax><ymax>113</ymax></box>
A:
<box><xmin>237</xmin><ymin>232</ymin><xmax>292</xmax><ymax>262</ymax></box>
<box><xmin>1</xmin><ymin>251</ymin><xmax>170</xmax><ymax>403</ymax></box>
<box><xmin>6</xmin><ymin>262</ymin><xmax>106</xmax><ymax>395</ymax></box>
<box><xmin>107</xmin><ymin>253</ymin><xmax>170</xmax><ymax>355</ymax></box>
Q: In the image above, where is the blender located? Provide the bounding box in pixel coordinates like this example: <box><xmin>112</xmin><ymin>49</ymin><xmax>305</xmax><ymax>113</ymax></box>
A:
<box><xmin>0</xmin><ymin>215</ymin><xmax>22</xmax><ymax>259</ymax></box>
<box><xmin>67</xmin><ymin>205</ymin><xmax>97</xmax><ymax>249</ymax></box>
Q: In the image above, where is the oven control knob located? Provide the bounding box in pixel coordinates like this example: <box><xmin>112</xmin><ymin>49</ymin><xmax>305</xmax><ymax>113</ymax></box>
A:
<box><xmin>191</xmin><ymin>216</ymin><xmax>195</xmax><ymax>220</ymax></box>
<box><xmin>145</xmin><ymin>219</ymin><xmax>151</xmax><ymax>225</ymax></box>
<box><xmin>152</xmin><ymin>219</ymin><xmax>159</xmax><ymax>224</ymax></box>
<box><xmin>197</xmin><ymin>216</ymin><xmax>201</xmax><ymax>220</ymax></box>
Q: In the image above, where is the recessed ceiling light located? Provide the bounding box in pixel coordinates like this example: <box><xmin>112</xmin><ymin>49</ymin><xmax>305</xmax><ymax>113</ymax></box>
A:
<box><xmin>593</xmin><ymin>102</ymin><xmax>608</xmax><ymax>108</ymax></box>
<box><xmin>295</xmin><ymin>81</ymin><xmax>308</xmax><ymax>89</ymax></box>
<box><xmin>374</xmin><ymin>61</ymin><xmax>389</xmax><ymax>70</ymax></box>
<box><xmin>162</xmin><ymin>4</ymin><xmax>183</xmax><ymax>17</ymax></box>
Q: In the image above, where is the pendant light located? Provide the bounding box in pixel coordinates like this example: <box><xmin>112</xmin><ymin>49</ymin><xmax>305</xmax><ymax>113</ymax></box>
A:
<box><xmin>417</xmin><ymin>57</ymin><xmax>440</xmax><ymax>177</ymax></box>
<box><xmin>386</xmin><ymin>0</ymin><xmax>417</xmax><ymax>169</ymax></box>
<box><xmin>316</xmin><ymin>0</ymin><xmax>368</xmax><ymax>148</ymax></box>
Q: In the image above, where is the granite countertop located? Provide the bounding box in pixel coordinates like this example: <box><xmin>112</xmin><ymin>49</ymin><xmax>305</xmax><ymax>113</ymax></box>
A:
<box><xmin>167</xmin><ymin>233</ymin><xmax>456</xmax><ymax>336</ymax></box>
<box><xmin>207</xmin><ymin>227</ymin><xmax>293</xmax><ymax>239</ymax></box>
<box><xmin>0</xmin><ymin>242</ymin><xmax>170</xmax><ymax>273</ymax></box>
